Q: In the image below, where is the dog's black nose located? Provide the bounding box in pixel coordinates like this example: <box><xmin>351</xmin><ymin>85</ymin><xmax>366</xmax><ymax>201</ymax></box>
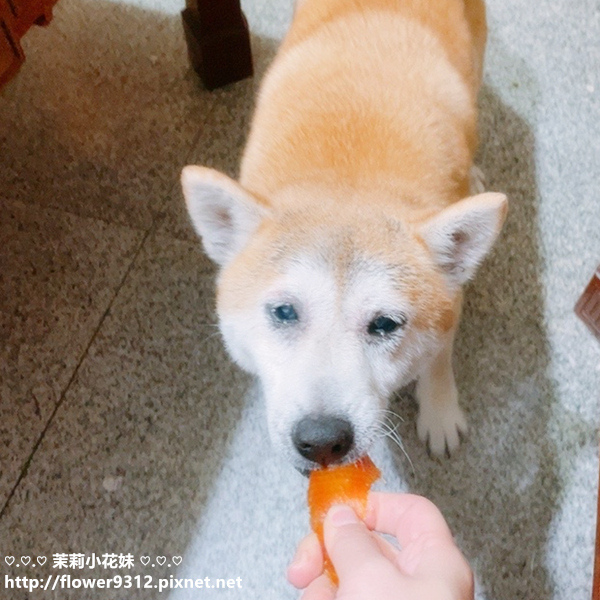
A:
<box><xmin>292</xmin><ymin>415</ymin><xmax>354</xmax><ymax>466</ymax></box>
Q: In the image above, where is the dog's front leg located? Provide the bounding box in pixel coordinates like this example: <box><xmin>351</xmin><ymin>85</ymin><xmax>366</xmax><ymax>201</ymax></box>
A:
<box><xmin>415</xmin><ymin>324</ymin><xmax>467</xmax><ymax>458</ymax></box>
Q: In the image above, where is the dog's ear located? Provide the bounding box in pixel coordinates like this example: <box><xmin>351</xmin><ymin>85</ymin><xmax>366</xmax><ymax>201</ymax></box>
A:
<box><xmin>181</xmin><ymin>166</ymin><xmax>269</xmax><ymax>266</ymax></box>
<box><xmin>419</xmin><ymin>192</ymin><xmax>508</xmax><ymax>286</ymax></box>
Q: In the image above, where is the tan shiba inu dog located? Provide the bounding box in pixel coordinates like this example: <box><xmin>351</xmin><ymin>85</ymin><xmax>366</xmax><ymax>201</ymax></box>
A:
<box><xmin>181</xmin><ymin>0</ymin><xmax>507</xmax><ymax>472</ymax></box>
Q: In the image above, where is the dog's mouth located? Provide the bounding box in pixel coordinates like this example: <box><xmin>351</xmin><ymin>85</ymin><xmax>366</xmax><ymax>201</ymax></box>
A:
<box><xmin>293</xmin><ymin>452</ymin><xmax>364</xmax><ymax>478</ymax></box>
<box><xmin>295</xmin><ymin>466</ymin><xmax>311</xmax><ymax>478</ymax></box>
<box><xmin>294</xmin><ymin>459</ymin><xmax>348</xmax><ymax>478</ymax></box>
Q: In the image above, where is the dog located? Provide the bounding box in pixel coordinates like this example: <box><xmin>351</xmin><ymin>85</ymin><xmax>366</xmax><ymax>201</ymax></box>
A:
<box><xmin>181</xmin><ymin>0</ymin><xmax>507</xmax><ymax>473</ymax></box>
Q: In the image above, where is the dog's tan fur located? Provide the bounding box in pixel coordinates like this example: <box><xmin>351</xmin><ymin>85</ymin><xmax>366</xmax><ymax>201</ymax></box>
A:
<box><xmin>181</xmin><ymin>0</ymin><xmax>507</xmax><ymax>462</ymax></box>
<box><xmin>241</xmin><ymin>0</ymin><xmax>485</xmax><ymax>208</ymax></box>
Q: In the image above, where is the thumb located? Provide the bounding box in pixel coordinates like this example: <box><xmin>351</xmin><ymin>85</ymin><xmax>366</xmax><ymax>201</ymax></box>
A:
<box><xmin>323</xmin><ymin>505</ymin><xmax>390</xmax><ymax>582</ymax></box>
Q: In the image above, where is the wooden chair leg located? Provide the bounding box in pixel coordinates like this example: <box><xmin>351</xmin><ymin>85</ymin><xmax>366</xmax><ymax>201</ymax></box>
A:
<box><xmin>181</xmin><ymin>0</ymin><xmax>253</xmax><ymax>90</ymax></box>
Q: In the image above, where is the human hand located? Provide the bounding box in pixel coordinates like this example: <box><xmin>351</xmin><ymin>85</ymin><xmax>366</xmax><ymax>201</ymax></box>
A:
<box><xmin>287</xmin><ymin>492</ymin><xmax>473</xmax><ymax>600</ymax></box>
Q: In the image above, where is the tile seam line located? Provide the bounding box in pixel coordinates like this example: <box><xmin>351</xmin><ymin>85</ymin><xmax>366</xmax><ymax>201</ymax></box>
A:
<box><xmin>0</xmin><ymin>222</ymin><xmax>156</xmax><ymax>518</ymax></box>
<box><xmin>152</xmin><ymin>90</ymin><xmax>226</xmax><ymax>229</ymax></box>
<box><xmin>0</xmin><ymin>87</ymin><xmax>229</xmax><ymax>517</ymax></box>
<box><xmin>163</xmin><ymin>89</ymin><xmax>223</xmax><ymax>202</ymax></box>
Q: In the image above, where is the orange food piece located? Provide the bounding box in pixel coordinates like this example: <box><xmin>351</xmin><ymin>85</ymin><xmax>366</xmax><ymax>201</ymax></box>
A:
<box><xmin>308</xmin><ymin>456</ymin><xmax>381</xmax><ymax>585</ymax></box>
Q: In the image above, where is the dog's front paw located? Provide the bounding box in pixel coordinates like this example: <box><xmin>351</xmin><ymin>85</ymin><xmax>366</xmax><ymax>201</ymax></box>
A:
<box><xmin>417</xmin><ymin>401</ymin><xmax>468</xmax><ymax>458</ymax></box>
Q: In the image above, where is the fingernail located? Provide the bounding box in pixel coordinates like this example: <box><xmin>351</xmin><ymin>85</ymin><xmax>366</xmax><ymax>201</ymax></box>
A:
<box><xmin>329</xmin><ymin>504</ymin><xmax>359</xmax><ymax>526</ymax></box>
<box><xmin>288</xmin><ymin>549</ymin><xmax>308</xmax><ymax>571</ymax></box>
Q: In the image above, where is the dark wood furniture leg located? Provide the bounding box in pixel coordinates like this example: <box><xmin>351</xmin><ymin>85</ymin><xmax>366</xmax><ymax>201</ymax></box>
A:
<box><xmin>575</xmin><ymin>266</ymin><xmax>600</xmax><ymax>600</ymax></box>
<box><xmin>0</xmin><ymin>0</ymin><xmax>57</xmax><ymax>90</ymax></box>
<box><xmin>593</xmin><ymin>458</ymin><xmax>600</xmax><ymax>600</ymax></box>
<box><xmin>181</xmin><ymin>0</ymin><xmax>253</xmax><ymax>90</ymax></box>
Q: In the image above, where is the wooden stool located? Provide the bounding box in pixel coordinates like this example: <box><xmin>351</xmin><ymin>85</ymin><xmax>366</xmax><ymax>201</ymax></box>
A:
<box><xmin>181</xmin><ymin>0</ymin><xmax>253</xmax><ymax>90</ymax></box>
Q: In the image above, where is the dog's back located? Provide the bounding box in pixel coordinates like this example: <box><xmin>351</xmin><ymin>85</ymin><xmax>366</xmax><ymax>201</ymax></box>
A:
<box><xmin>240</xmin><ymin>0</ymin><xmax>487</xmax><ymax>220</ymax></box>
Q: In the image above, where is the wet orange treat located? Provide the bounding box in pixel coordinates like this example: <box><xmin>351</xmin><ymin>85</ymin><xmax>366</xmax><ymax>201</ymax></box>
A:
<box><xmin>308</xmin><ymin>456</ymin><xmax>381</xmax><ymax>585</ymax></box>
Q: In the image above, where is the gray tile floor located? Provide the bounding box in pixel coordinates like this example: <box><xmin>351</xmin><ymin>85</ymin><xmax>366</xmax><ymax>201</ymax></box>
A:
<box><xmin>2</xmin><ymin>0</ymin><xmax>599</xmax><ymax>599</ymax></box>
<box><xmin>0</xmin><ymin>1</ymin><xmax>278</xmax><ymax>597</ymax></box>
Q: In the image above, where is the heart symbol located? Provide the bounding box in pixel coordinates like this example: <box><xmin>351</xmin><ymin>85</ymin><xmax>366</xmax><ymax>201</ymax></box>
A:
<box><xmin>37</xmin><ymin>557</ymin><xmax>46</xmax><ymax>566</ymax></box>
<box><xmin>21</xmin><ymin>556</ymin><xmax>31</xmax><ymax>566</ymax></box>
<box><xmin>5</xmin><ymin>556</ymin><xmax>14</xmax><ymax>566</ymax></box>
<box><xmin>156</xmin><ymin>556</ymin><xmax>166</xmax><ymax>566</ymax></box>
<box><xmin>140</xmin><ymin>556</ymin><xmax>150</xmax><ymax>566</ymax></box>
<box><xmin>172</xmin><ymin>556</ymin><xmax>182</xmax><ymax>566</ymax></box>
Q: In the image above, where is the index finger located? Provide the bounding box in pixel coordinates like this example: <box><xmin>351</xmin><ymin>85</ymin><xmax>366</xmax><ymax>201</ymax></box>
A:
<box><xmin>365</xmin><ymin>492</ymin><xmax>454</xmax><ymax>547</ymax></box>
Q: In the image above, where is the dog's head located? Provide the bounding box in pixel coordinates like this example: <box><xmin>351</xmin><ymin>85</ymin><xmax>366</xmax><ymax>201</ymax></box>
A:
<box><xmin>182</xmin><ymin>167</ymin><xmax>507</xmax><ymax>472</ymax></box>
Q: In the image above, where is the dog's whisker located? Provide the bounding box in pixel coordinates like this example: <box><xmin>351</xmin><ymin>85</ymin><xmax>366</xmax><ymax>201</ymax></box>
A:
<box><xmin>383</xmin><ymin>415</ymin><xmax>400</xmax><ymax>429</ymax></box>
<box><xmin>378</xmin><ymin>415</ymin><xmax>402</xmax><ymax>437</ymax></box>
<box><xmin>375</xmin><ymin>419</ymin><xmax>415</xmax><ymax>475</ymax></box>
<box><xmin>381</xmin><ymin>418</ymin><xmax>400</xmax><ymax>437</ymax></box>
<box><xmin>374</xmin><ymin>407</ymin><xmax>405</xmax><ymax>423</ymax></box>
<box><xmin>377</xmin><ymin>425</ymin><xmax>407</xmax><ymax>461</ymax></box>
<box><xmin>195</xmin><ymin>331</ymin><xmax>223</xmax><ymax>350</ymax></box>
<box><xmin>377</xmin><ymin>420</ymin><xmax>402</xmax><ymax>442</ymax></box>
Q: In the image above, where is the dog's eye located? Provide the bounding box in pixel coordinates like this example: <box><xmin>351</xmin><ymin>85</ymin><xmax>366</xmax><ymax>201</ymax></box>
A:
<box><xmin>367</xmin><ymin>315</ymin><xmax>406</xmax><ymax>337</ymax></box>
<box><xmin>270</xmin><ymin>303</ymin><xmax>299</xmax><ymax>325</ymax></box>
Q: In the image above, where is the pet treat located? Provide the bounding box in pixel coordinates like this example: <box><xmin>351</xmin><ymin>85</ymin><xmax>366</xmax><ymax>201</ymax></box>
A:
<box><xmin>308</xmin><ymin>456</ymin><xmax>381</xmax><ymax>585</ymax></box>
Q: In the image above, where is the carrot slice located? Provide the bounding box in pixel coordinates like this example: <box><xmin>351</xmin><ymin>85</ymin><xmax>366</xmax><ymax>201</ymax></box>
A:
<box><xmin>308</xmin><ymin>456</ymin><xmax>381</xmax><ymax>585</ymax></box>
